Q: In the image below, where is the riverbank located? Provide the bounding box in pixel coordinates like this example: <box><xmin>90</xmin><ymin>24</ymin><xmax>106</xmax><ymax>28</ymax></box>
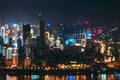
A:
<box><xmin>0</xmin><ymin>66</ymin><xmax>119</xmax><ymax>76</ymax></box>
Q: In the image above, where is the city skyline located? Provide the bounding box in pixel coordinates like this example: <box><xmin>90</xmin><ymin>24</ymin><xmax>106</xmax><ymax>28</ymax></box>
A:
<box><xmin>0</xmin><ymin>2</ymin><xmax>120</xmax><ymax>79</ymax></box>
<box><xmin>0</xmin><ymin>0</ymin><xmax>120</xmax><ymax>25</ymax></box>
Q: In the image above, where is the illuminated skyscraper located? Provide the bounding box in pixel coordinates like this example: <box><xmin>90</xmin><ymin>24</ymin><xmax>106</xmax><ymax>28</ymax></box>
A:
<box><xmin>24</xmin><ymin>57</ymin><xmax>31</xmax><ymax>67</ymax></box>
<box><xmin>34</xmin><ymin>14</ymin><xmax>47</xmax><ymax>65</ymax></box>
<box><xmin>12</xmin><ymin>54</ymin><xmax>18</xmax><ymax>67</ymax></box>
<box><xmin>38</xmin><ymin>14</ymin><xmax>46</xmax><ymax>54</ymax></box>
<box><xmin>23</xmin><ymin>24</ymin><xmax>31</xmax><ymax>59</ymax></box>
<box><xmin>23</xmin><ymin>24</ymin><xmax>30</xmax><ymax>45</ymax></box>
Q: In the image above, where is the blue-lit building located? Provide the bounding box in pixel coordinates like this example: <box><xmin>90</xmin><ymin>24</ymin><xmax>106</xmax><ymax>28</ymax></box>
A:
<box><xmin>58</xmin><ymin>24</ymin><xmax>86</xmax><ymax>44</ymax></box>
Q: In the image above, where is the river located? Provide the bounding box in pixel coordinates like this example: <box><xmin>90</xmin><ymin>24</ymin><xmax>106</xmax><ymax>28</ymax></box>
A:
<box><xmin>0</xmin><ymin>73</ymin><xmax>120</xmax><ymax>80</ymax></box>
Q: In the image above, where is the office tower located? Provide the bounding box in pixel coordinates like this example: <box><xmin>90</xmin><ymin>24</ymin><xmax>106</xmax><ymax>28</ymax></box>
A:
<box><xmin>12</xmin><ymin>54</ymin><xmax>18</xmax><ymax>67</ymax></box>
<box><xmin>5</xmin><ymin>47</ymin><xmax>13</xmax><ymax>66</ymax></box>
<box><xmin>23</xmin><ymin>24</ymin><xmax>31</xmax><ymax>61</ymax></box>
<box><xmin>35</xmin><ymin>14</ymin><xmax>47</xmax><ymax>65</ymax></box>
<box><xmin>1</xmin><ymin>26</ymin><xmax>5</xmax><ymax>43</ymax></box>
<box><xmin>23</xmin><ymin>24</ymin><xmax>30</xmax><ymax>45</ymax></box>
<box><xmin>24</xmin><ymin>57</ymin><xmax>31</xmax><ymax>67</ymax></box>
<box><xmin>0</xmin><ymin>37</ymin><xmax>3</xmax><ymax>55</ymax></box>
<box><xmin>39</xmin><ymin>14</ymin><xmax>46</xmax><ymax>53</ymax></box>
<box><xmin>0</xmin><ymin>19</ymin><xmax>1</xmax><ymax>27</ymax></box>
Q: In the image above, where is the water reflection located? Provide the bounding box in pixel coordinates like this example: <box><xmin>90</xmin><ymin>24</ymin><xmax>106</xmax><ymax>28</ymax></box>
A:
<box><xmin>31</xmin><ymin>75</ymin><xmax>39</xmax><ymax>80</ymax></box>
<box><xmin>6</xmin><ymin>74</ymin><xmax>18</xmax><ymax>80</ymax></box>
<box><xmin>3</xmin><ymin>73</ymin><xmax>120</xmax><ymax>80</ymax></box>
<box><xmin>116</xmin><ymin>74</ymin><xmax>120</xmax><ymax>80</ymax></box>
<box><xmin>24</xmin><ymin>75</ymin><xmax>30</xmax><ymax>80</ymax></box>
<box><xmin>68</xmin><ymin>75</ymin><xmax>75</xmax><ymax>80</ymax></box>
<box><xmin>107</xmin><ymin>74</ymin><xmax>115</xmax><ymax>80</ymax></box>
<box><xmin>98</xmin><ymin>74</ymin><xmax>106</xmax><ymax>80</ymax></box>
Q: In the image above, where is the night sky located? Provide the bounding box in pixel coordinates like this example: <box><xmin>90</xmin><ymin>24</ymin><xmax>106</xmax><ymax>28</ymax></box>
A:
<box><xmin>0</xmin><ymin>0</ymin><xmax>120</xmax><ymax>25</ymax></box>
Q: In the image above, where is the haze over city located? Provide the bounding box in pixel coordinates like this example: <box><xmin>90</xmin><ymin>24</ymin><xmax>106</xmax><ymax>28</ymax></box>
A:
<box><xmin>0</xmin><ymin>0</ymin><xmax>120</xmax><ymax>25</ymax></box>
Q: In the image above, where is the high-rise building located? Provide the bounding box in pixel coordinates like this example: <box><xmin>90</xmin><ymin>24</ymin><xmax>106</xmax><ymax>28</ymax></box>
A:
<box><xmin>24</xmin><ymin>57</ymin><xmax>31</xmax><ymax>67</ymax></box>
<box><xmin>0</xmin><ymin>37</ymin><xmax>3</xmax><ymax>55</ymax></box>
<box><xmin>12</xmin><ymin>54</ymin><xmax>18</xmax><ymax>67</ymax></box>
<box><xmin>23</xmin><ymin>24</ymin><xmax>30</xmax><ymax>45</ymax></box>
<box><xmin>1</xmin><ymin>26</ymin><xmax>5</xmax><ymax>43</ymax></box>
<box><xmin>34</xmin><ymin>14</ymin><xmax>47</xmax><ymax>65</ymax></box>
<box><xmin>0</xmin><ymin>19</ymin><xmax>1</xmax><ymax>27</ymax></box>
<box><xmin>39</xmin><ymin>14</ymin><xmax>46</xmax><ymax>52</ymax></box>
<box><xmin>23</xmin><ymin>24</ymin><xmax>31</xmax><ymax>62</ymax></box>
<box><xmin>5</xmin><ymin>47</ymin><xmax>13</xmax><ymax>66</ymax></box>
